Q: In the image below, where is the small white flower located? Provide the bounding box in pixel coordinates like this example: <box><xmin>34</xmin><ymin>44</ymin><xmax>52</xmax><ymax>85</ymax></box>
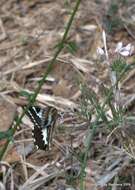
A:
<box><xmin>115</xmin><ymin>42</ymin><xmax>123</xmax><ymax>52</ymax></box>
<box><xmin>97</xmin><ymin>47</ymin><xmax>105</xmax><ymax>56</ymax></box>
<box><xmin>115</xmin><ymin>42</ymin><xmax>134</xmax><ymax>56</ymax></box>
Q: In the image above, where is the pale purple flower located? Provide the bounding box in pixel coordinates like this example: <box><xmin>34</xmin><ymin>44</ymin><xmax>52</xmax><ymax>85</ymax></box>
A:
<box><xmin>115</xmin><ymin>42</ymin><xmax>134</xmax><ymax>56</ymax></box>
<box><xmin>97</xmin><ymin>47</ymin><xmax>105</xmax><ymax>56</ymax></box>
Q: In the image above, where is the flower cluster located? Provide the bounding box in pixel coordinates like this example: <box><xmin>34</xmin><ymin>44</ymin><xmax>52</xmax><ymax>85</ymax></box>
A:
<box><xmin>97</xmin><ymin>31</ymin><xmax>134</xmax><ymax>58</ymax></box>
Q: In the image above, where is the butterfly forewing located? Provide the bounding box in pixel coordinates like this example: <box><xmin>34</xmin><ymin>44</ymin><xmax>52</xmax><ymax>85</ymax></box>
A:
<box><xmin>27</xmin><ymin>106</ymin><xmax>42</xmax><ymax>127</ymax></box>
<box><xmin>26</xmin><ymin>106</ymin><xmax>58</xmax><ymax>150</ymax></box>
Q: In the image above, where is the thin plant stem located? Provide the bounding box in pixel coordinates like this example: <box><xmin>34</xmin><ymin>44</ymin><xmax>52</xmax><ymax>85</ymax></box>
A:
<box><xmin>79</xmin><ymin>116</ymin><xmax>100</xmax><ymax>190</ymax></box>
<box><xmin>79</xmin><ymin>75</ymin><xmax>123</xmax><ymax>189</ymax></box>
<box><xmin>0</xmin><ymin>0</ymin><xmax>82</xmax><ymax>160</ymax></box>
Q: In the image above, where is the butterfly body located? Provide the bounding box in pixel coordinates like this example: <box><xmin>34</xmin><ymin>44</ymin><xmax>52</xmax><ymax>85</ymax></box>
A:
<box><xmin>26</xmin><ymin>106</ymin><xmax>58</xmax><ymax>150</ymax></box>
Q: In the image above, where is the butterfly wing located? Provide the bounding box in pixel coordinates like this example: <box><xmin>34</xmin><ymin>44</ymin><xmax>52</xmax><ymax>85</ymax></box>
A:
<box><xmin>32</xmin><ymin>123</ymin><xmax>49</xmax><ymax>150</ymax></box>
<box><xmin>42</xmin><ymin>107</ymin><xmax>58</xmax><ymax>149</ymax></box>
<box><xmin>26</xmin><ymin>106</ymin><xmax>42</xmax><ymax>127</ymax></box>
<box><xmin>26</xmin><ymin>106</ymin><xmax>57</xmax><ymax>150</ymax></box>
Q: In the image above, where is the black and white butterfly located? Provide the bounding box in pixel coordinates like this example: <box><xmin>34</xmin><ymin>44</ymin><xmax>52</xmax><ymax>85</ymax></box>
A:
<box><xmin>26</xmin><ymin>106</ymin><xmax>58</xmax><ymax>150</ymax></box>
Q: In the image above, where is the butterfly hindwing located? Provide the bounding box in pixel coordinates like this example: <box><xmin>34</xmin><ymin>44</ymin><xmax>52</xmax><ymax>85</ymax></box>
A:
<box><xmin>32</xmin><ymin>123</ymin><xmax>48</xmax><ymax>150</ymax></box>
<box><xmin>26</xmin><ymin>106</ymin><xmax>57</xmax><ymax>150</ymax></box>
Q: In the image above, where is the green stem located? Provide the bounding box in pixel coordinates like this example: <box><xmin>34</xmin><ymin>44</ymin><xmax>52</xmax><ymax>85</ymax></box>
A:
<box><xmin>79</xmin><ymin>117</ymin><xmax>100</xmax><ymax>190</ymax></box>
<box><xmin>79</xmin><ymin>75</ymin><xmax>124</xmax><ymax>189</ymax></box>
<box><xmin>0</xmin><ymin>0</ymin><xmax>82</xmax><ymax>160</ymax></box>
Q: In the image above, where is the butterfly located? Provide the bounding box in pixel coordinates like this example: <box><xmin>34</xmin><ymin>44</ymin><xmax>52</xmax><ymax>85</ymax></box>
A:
<box><xmin>26</xmin><ymin>106</ymin><xmax>58</xmax><ymax>150</ymax></box>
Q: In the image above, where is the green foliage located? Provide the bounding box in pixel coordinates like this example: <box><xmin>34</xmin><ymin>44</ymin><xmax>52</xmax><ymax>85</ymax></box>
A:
<box><xmin>54</xmin><ymin>41</ymin><xmax>64</xmax><ymax>51</ymax></box>
<box><xmin>55</xmin><ymin>40</ymin><xmax>77</xmax><ymax>54</ymax></box>
<box><xmin>101</xmin><ymin>84</ymin><xmax>123</xmax><ymax>123</ymax></box>
<box><xmin>120</xmin><ymin>0</ymin><xmax>128</xmax><ymax>5</ymax></box>
<box><xmin>65</xmin><ymin>41</ymin><xmax>78</xmax><ymax>54</ymax></box>
<box><xmin>111</xmin><ymin>58</ymin><xmax>130</xmax><ymax>80</ymax></box>
<box><xmin>20</xmin><ymin>35</ymin><xmax>29</xmax><ymax>46</ymax></box>
<box><xmin>108</xmin><ymin>3</ymin><xmax>119</xmax><ymax>16</ymax></box>
<box><xmin>64</xmin><ymin>0</ymin><xmax>72</xmax><ymax>10</ymax></box>
<box><xmin>19</xmin><ymin>90</ymin><xmax>31</xmax><ymax>98</ymax></box>
<box><xmin>64</xmin><ymin>0</ymin><xmax>69</xmax><ymax>6</ymax></box>
<box><xmin>118</xmin><ymin>175</ymin><xmax>131</xmax><ymax>186</ymax></box>
<box><xmin>105</xmin><ymin>0</ymin><xmax>127</xmax><ymax>32</ymax></box>
<box><xmin>78</xmin><ymin>63</ymin><xmax>130</xmax><ymax>188</ymax></box>
<box><xmin>78</xmin><ymin>55</ymin><xmax>135</xmax><ymax>189</ymax></box>
<box><xmin>66</xmin><ymin>168</ymin><xmax>79</xmax><ymax>187</ymax></box>
<box><xmin>79</xmin><ymin>85</ymin><xmax>93</xmax><ymax>121</ymax></box>
<box><xmin>19</xmin><ymin>90</ymin><xmax>34</xmax><ymax>102</ymax></box>
<box><xmin>106</xmin><ymin>18</ymin><xmax>123</xmax><ymax>33</ymax></box>
<box><xmin>57</xmin><ymin>124</ymin><xmax>65</xmax><ymax>133</ymax></box>
<box><xmin>0</xmin><ymin>128</ymin><xmax>14</xmax><ymax>141</ymax></box>
<box><xmin>105</xmin><ymin>1</ymin><xmax>124</xmax><ymax>33</ymax></box>
<box><xmin>79</xmin><ymin>83</ymin><xmax>108</xmax><ymax>123</ymax></box>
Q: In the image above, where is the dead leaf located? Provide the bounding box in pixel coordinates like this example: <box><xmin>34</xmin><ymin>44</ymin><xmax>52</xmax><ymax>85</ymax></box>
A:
<box><xmin>0</xmin><ymin>96</ymin><xmax>16</xmax><ymax>131</ymax></box>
